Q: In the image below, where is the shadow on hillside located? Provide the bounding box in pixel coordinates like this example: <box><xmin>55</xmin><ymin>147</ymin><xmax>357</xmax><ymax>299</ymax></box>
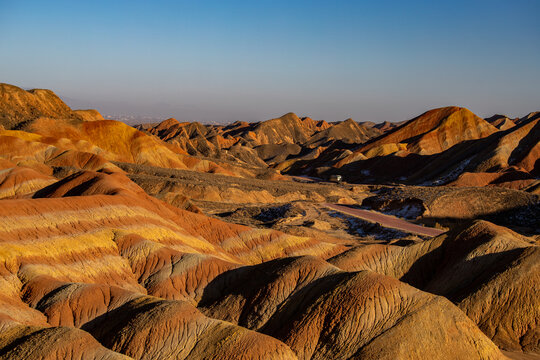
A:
<box><xmin>196</xmin><ymin>258</ymin><xmax>353</xmax><ymax>331</ymax></box>
<box><xmin>508</xmin><ymin>118</ymin><xmax>540</xmax><ymax>169</ymax></box>
<box><xmin>400</xmin><ymin>240</ymin><xmax>526</xmax><ymax>302</ymax></box>
<box><xmin>418</xmin><ymin>202</ymin><xmax>540</xmax><ymax>235</ymax></box>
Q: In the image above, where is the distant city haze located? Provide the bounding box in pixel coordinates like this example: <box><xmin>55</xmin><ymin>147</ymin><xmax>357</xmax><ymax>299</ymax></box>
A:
<box><xmin>1</xmin><ymin>0</ymin><xmax>539</xmax><ymax>124</ymax></box>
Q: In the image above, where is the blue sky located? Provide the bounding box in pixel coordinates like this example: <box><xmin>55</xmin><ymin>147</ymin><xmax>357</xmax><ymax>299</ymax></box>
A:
<box><xmin>1</xmin><ymin>0</ymin><xmax>539</xmax><ymax>123</ymax></box>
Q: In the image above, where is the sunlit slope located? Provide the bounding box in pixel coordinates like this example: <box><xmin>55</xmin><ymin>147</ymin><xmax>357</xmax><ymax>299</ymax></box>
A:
<box><xmin>0</xmin><ymin>170</ymin><xmax>512</xmax><ymax>359</ymax></box>
<box><xmin>0</xmin><ymin>83</ymin><xmax>252</xmax><ymax>176</ymax></box>
<box><xmin>329</xmin><ymin>221</ymin><xmax>539</xmax><ymax>352</ymax></box>
<box><xmin>361</xmin><ymin>106</ymin><xmax>498</xmax><ymax>156</ymax></box>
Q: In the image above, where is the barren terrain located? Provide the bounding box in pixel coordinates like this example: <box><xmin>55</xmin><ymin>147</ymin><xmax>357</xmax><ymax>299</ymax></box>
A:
<box><xmin>0</xmin><ymin>83</ymin><xmax>538</xmax><ymax>359</ymax></box>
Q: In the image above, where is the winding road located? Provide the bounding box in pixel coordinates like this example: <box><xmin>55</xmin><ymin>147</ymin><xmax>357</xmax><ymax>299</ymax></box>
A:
<box><xmin>324</xmin><ymin>203</ymin><xmax>445</xmax><ymax>237</ymax></box>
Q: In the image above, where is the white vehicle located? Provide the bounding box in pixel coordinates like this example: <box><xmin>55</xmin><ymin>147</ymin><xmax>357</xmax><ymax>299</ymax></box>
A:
<box><xmin>329</xmin><ymin>174</ymin><xmax>342</xmax><ymax>183</ymax></box>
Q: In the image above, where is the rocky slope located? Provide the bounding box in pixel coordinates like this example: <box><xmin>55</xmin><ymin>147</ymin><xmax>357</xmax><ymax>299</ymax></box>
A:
<box><xmin>309</xmin><ymin>108</ymin><xmax>540</xmax><ymax>191</ymax></box>
<box><xmin>134</xmin><ymin>103</ymin><xmax>539</xmax><ymax>193</ymax></box>
<box><xmin>0</xmin><ymin>83</ymin><xmax>81</xmax><ymax>130</ymax></box>
<box><xmin>341</xmin><ymin>106</ymin><xmax>498</xmax><ymax>160</ymax></box>
<box><xmin>329</xmin><ymin>220</ymin><xmax>539</xmax><ymax>353</ymax></box>
<box><xmin>0</xmin><ymin>170</ymin><xmax>514</xmax><ymax>359</ymax></box>
<box><xmin>486</xmin><ymin>115</ymin><xmax>517</xmax><ymax>130</ymax></box>
<box><xmin>0</xmin><ymin>82</ymin><xmax>538</xmax><ymax>359</ymax></box>
<box><xmin>0</xmin><ymin>84</ymin><xmax>267</xmax><ymax>179</ymax></box>
<box><xmin>136</xmin><ymin>112</ymin><xmax>381</xmax><ymax>172</ymax></box>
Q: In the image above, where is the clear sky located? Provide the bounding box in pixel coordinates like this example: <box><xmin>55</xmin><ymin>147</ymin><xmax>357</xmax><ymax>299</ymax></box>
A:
<box><xmin>1</xmin><ymin>0</ymin><xmax>539</xmax><ymax>124</ymax></box>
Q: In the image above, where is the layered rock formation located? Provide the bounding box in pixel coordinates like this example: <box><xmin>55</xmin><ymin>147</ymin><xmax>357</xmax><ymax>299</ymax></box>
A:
<box><xmin>0</xmin><ymin>82</ymin><xmax>537</xmax><ymax>359</ymax></box>
<box><xmin>341</xmin><ymin>106</ymin><xmax>498</xmax><ymax>160</ymax></box>
<box><xmin>134</xmin><ymin>102</ymin><xmax>539</xmax><ymax>194</ymax></box>
<box><xmin>136</xmin><ymin>112</ymin><xmax>381</xmax><ymax>172</ymax></box>
<box><xmin>0</xmin><ymin>83</ymin><xmax>80</xmax><ymax>130</ymax></box>
<box><xmin>485</xmin><ymin>114</ymin><xmax>516</xmax><ymax>130</ymax></box>
<box><xmin>0</xmin><ymin>169</ymin><xmax>516</xmax><ymax>359</ymax></box>
<box><xmin>329</xmin><ymin>220</ymin><xmax>539</xmax><ymax>353</ymax></box>
<box><xmin>0</xmin><ymin>83</ymin><xmax>263</xmax><ymax>179</ymax></box>
<box><xmin>314</xmin><ymin>108</ymin><xmax>540</xmax><ymax>191</ymax></box>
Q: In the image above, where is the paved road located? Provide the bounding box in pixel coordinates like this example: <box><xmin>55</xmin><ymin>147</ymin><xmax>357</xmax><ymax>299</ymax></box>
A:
<box><xmin>324</xmin><ymin>203</ymin><xmax>445</xmax><ymax>237</ymax></box>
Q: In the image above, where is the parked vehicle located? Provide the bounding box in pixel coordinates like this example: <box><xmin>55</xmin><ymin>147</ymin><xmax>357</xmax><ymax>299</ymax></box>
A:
<box><xmin>329</xmin><ymin>174</ymin><xmax>342</xmax><ymax>183</ymax></box>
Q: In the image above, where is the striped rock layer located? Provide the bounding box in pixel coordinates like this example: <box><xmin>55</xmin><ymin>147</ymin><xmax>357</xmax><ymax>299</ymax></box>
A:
<box><xmin>0</xmin><ymin>170</ymin><xmax>522</xmax><ymax>359</ymax></box>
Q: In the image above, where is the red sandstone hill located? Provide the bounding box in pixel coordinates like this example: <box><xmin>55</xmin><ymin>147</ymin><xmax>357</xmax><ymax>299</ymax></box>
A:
<box><xmin>271</xmin><ymin>106</ymin><xmax>539</xmax><ymax>193</ymax></box>
<box><xmin>217</xmin><ymin>112</ymin><xmax>379</xmax><ymax>147</ymax></box>
<box><xmin>0</xmin><ymin>84</ymin><xmax>262</xmax><ymax>178</ymax></box>
<box><xmin>349</xmin><ymin>106</ymin><xmax>498</xmax><ymax>159</ymax></box>
<box><xmin>131</xmin><ymin>103</ymin><xmax>540</xmax><ymax>193</ymax></box>
<box><xmin>132</xmin><ymin>103</ymin><xmax>540</xmax><ymax>193</ymax></box>
<box><xmin>326</xmin><ymin>115</ymin><xmax>539</xmax><ymax>190</ymax></box>
<box><xmin>0</xmin><ymin>82</ymin><xmax>538</xmax><ymax>359</ymax></box>
<box><xmin>485</xmin><ymin>114</ymin><xmax>517</xmax><ymax>130</ymax></box>
<box><xmin>222</xmin><ymin>112</ymin><xmax>331</xmax><ymax>145</ymax></box>
<box><xmin>373</xmin><ymin>120</ymin><xmax>407</xmax><ymax>132</ymax></box>
<box><xmin>137</xmin><ymin>113</ymin><xmax>381</xmax><ymax>171</ymax></box>
<box><xmin>304</xmin><ymin>118</ymin><xmax>381</xmax><ymax>147</ymax></box>
<box><xmin>0</xmin><ymin>83</ymin><xmax>84</xmax><ymax>129</ymax></box>
<box><xmin>0</xmin><ymin>169</ymin><xmax>519</xmax><ymax>359</ymax></box>
<box><xmin>329</xmin><ymin>220</ymin><xmax>539</xmax><ymax>353</ymax></box>
<box><xmin>409</xmin><ymin>115</ymin><xmax>540</xmax><ymax>186</ymax></box>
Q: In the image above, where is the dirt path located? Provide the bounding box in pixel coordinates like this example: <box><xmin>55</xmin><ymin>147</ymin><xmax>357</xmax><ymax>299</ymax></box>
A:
<box><xmin>324</xmin><ymin>203</ymin><xmax>445</xmax><ymax>237</ymax></box>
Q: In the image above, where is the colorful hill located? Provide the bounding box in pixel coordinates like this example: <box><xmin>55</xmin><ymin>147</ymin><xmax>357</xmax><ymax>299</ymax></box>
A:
<box><xmin>136</xmin><ymin>112</ymin><xmax>381</xmax><ymax>171</ymax></box>
<box><xmin>310</xmin><ymin>107</ymin><xmax>540</xmax><ymax>191</ymax></box>
<box><xmin>344</xmin><ymin>106</ymin><xmax>498</xmax><ymax>161</ymax></box>
<box><xmin>0</xmin><ymin>170</ymin><xmax>514</xmax><ymax>359</ymax></box>
<box><xmin>0</xmin><ymin>84</ymin><xmax>260</xmax><ymax>178</ymax></box>
<box><xmin>0</xmin><ymin>82</ymin><xmax>538</xmax><ymax>359</ymax></box>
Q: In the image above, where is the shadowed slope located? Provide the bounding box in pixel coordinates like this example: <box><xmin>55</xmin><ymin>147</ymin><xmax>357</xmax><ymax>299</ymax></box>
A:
<box><xmin>486</xmin><ymin>115</ymin><xmax>516</xmax><ymax>130</ymax></box>
<box><xmin>328</xmin><ymin>107</ymin><xmax>499</xmax><ymax>179</ymax></box>
<box><xmin>329</xmin><ymin>115</ymin><xmax>539</xmax><ymax>188</ymax></box>
<box><xmin>199</xmin><ymin>256</ymin><xmax>341</xmax><ymax>329</ymax></box>
<box><xmin>329</xmin><ymin>220</ymin><xmax>539</xmax><ymax>352</ymax></box>
<box><xmin>0</xmin><ymin>325</ymin><xmax>130</xmax><ymax>360</ymax></box>
<box><xmin>0</xmin><ymin>167</ymin><xmax>56</xmax><ymax>199</ymax></box>
<box><xmin>0</xmin><ymin>170</ymin><xmax>348</xmax><ymax>359</ymax></box>
<box><xmin>198</xmin><ymin>256</ymin><xmax>505</xmax><ymax>360</ymax></box>
<box><xmin>414</xmin><ymin>116</ymin><xmax>540</xmax><ymax>186</ymax></box>
<box><xmin>84</xmin><ymin>296</ymin><xmax>298</xmax><ymax>360</ymax></box>
<box><xmin>263</xmin><ymin>270</ymin><xmax>504</xmax><ymax>360</ymax></box>
<box><xmin>356</xmin><ymin>106</ymin><xmax>498</xmax><ymax>157</ymax></box>
<box><xmin>305</xmin><ymin>118</ymin><xmax>381</xmax><ymax>147</ymax></box>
